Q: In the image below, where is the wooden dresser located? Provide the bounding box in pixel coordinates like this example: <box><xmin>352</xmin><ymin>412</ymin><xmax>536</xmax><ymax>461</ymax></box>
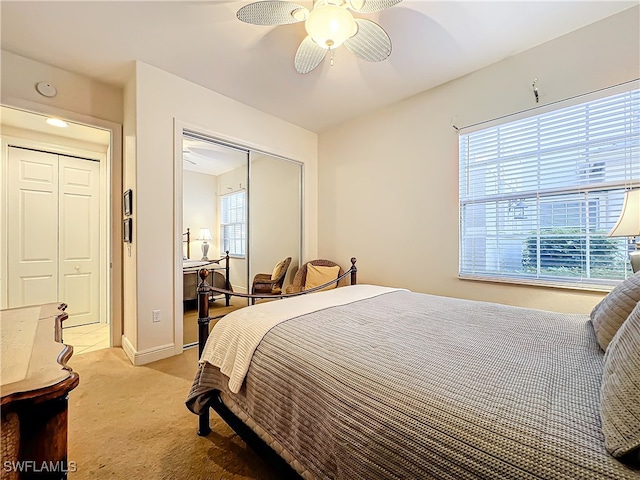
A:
<box><xmin>1</xmin><ymin>303</ymin><xmax>79</xmax><ymax>480</ymax></box>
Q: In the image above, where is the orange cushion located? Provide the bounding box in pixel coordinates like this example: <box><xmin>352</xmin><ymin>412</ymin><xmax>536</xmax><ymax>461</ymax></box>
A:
<box><xmin>304</xmin><ymin>264</ymin><xmax>340</xmax><ymax>291</ymax></box>
<box><xmin>271</xmin><ymin>260</ymin><xmax>287</xmax><ymax>281</ymax></box>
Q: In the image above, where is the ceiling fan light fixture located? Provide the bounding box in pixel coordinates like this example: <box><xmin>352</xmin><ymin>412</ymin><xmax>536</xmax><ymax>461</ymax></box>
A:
<box><xmin>291</xmin><ymin>7</ymin><xmax>308</xmax><ymax>21</ymax></box>
<box><xmin>347</xmin><ymin>0</ymin><xmax>365</xmax><ymax>10</ymax></box>
<box><xmin>305</xmin><ymin>4</ymin><xmax>357</xmax><ymax>49</ymax></box>
<box><xmin>236</xmin><ymin>0</ymin><xmax>401</xmax><ymax>74</ymax></box>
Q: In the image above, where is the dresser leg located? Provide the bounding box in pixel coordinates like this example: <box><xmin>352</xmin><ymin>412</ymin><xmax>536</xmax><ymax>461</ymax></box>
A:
<box><xmin>18</xmin><ymin>394</ymin><xmax>72</xmax><ymax>480</ymax></box>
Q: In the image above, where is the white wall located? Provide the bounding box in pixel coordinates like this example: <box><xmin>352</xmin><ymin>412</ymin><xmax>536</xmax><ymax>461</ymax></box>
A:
<box><xmin>318</xmin><ymin>7</ymin><xmax>640</xmax><ymax>314</ymax></box>
<box><xmin>1</xmin><ymin>51</ymin><xmax>123</xmax><ymax>124</ymax></box>
<box><xmin>183</xmin><ymin>170</ymin><xmax>218</xmax><ymax>260</ymax></box>
<box><xmin>123</xmin><ymin>61</ymin><xmax>317</xmax><ymax>363</ymax></box>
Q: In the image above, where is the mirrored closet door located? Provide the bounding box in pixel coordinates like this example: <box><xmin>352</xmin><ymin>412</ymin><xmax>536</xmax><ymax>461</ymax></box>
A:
<box><xmin>249</xmin><ymin>151</ymin><xmax>302</xmax><ymax>292</ymax></box>
<box><xmin>182</xmin><ymin>133</ymin><xmax>248</xmax><ymax>291</ymax></box>
<box><xmin>180</xmin><ymin>131</ymin><xmax>302</xmax><ymax>347</ymax></box>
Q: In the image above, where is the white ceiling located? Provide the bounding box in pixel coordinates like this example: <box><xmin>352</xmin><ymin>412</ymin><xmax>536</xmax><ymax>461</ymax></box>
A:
<box><xmin>0</xmin><ymin>106</ymin><xmax>243</xmax><ymax>174</ymax></box>
<box><xmin>183</xmin><ymin>136</ymin><xmax>247</xmax><ymax>176</ymax></box>
<box><xmin>1</xmin><ymin>1</ymin><xmax>636</xmax><ymax>132</ymax></box>
<box><xmin>1</xmin><ymin>106</ymin><xmax>111</xmax><ymax>146</ymax></box>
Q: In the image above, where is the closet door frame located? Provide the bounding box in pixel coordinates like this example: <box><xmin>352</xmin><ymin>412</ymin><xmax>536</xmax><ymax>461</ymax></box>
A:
<box><xmin>173</xmin><ymin>121</ymin><xmax>305</xmax><ymax>350</ymax></box>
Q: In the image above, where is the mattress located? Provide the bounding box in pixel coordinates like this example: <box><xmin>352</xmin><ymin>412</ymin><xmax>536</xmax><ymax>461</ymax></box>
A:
<box><xmin>187</xmin><ymin>289</ymin><xmax>640</xmax><ymax>479</ymax></box>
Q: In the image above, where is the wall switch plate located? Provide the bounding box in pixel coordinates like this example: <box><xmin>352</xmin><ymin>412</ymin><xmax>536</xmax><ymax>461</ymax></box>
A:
<box><xmin>152</xmin><ymin>310</ymin><xmax>161</xmax><ymax>323</ymax></box>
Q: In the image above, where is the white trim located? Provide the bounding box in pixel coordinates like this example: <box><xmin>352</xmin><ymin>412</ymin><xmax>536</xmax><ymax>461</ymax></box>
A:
<box><xmin>121</xmin><ymin>334</ymin><xmax>136</xmax><ymax>364</ymax></box>
<box><xmin>458</xmin><ymin>274</ymin><xmax>614</xmax><ymax>293</ymax></box>
<box><xmin>0</xmin><ymin>142</ymin><xmax>7</xmax><ymax>310</ymax></box>
<box><xmin>1</xmin><ymin>97</ymin><xmax>123</xmax><ymax>348</ymax></box>
<box><xmin>173</xmin><ymin>119</ymin><xmax>185</xmax><ymax>358</ymax></box>
<box><xmin>220</xmin><ymin>189</ymin><xmax>247</xmax><ymax>258</ymax></box>
<box><xmin>122</xmin><ymin>335</ymin><xmax>176</xmax><ymax>366</ymax></box>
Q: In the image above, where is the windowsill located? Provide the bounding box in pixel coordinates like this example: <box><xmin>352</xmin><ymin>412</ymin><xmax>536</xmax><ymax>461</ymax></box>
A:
<box><xmin>458</xmin><ymin>273</ymin><xmax>617</xmax><ymax>293</ymax></box>
<box><xmin>228</xmin><ymin>255</ymin><xmax>246</xmax><ymax>260</ymax></box>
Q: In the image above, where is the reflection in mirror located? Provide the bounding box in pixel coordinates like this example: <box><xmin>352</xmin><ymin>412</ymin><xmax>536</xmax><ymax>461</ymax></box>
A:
<box><xmin>182</xmin><ymin>134</ymin><xmax>249</xmax><ymax>347</ymax></box>
<box><xmin>180</xmin><ymin>134</ymin><xmax>303</xmax><ymax>347</ymax></box>
<box><xmin>249</xmin><ymin>152</ymin><xmax>302</xmax><ymax>297</ymax></box>
<box><xmin>216</xmin><ymin>156</ymin><xmax>248</xmax><ymax>294</ymax></box>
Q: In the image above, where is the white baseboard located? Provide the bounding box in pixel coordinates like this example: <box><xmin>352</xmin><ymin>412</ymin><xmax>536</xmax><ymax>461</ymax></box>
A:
<box><xmin>121</xmin><ymin>335</ymin><xmax>176</xmax><ymax>366</ymax></box>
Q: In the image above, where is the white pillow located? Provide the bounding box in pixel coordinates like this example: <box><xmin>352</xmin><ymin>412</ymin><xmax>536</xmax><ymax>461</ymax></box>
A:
<box><xmin>590</xmin><ymin>271</ymin><xmax>640</xmax><ymax>351</ymax></box>
<box><xmin>600</xmin><ymin>299</ymin><xmax>640</xmax><ymax>458</ymax></box>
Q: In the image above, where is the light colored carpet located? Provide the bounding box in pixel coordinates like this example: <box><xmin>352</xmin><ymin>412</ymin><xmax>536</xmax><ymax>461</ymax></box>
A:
<box><xmin>183</xmin><ymin>297</ymin><xmax>248</xmax><ymax>346</ymax></box>
<box><xmin>67</xmin><ymin>347</ymin><xmax>278</xmax><ymax>480</ymax></box>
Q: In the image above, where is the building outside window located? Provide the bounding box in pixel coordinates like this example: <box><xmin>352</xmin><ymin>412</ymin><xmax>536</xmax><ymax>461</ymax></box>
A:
<box><xmin>459</xmin><ymin>87</ymin><xmax>639</xmax><ymax>287</ymax></box>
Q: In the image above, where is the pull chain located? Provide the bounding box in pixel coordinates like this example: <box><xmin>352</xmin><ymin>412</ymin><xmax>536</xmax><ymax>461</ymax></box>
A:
<box><xmin>325</xmin><ymin>40</ymin><xmax>335</xmax><ymax>67</ymax></box>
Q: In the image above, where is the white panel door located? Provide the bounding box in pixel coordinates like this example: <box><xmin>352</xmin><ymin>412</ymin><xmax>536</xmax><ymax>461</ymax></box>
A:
<box><xmin>58</xmin><ymin>155</ymin><xmax>100</xmax><ymax>327</ymax></box>
<box><xmin>7</xmin><ymin>147</ymin><xmax>59</xmax><ymax>307</ymax></box>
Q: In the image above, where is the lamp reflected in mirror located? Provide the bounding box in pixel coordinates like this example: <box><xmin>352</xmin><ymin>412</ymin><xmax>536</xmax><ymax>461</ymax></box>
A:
<box><xmin>196</xmin><ymin>228</ymin><xmax>213</xmax><ymax>261</ymax></box>
<box><xmin>608</xmin><ymin>189</ymin><xmax>640</xmax><ymax>273</ymax></box>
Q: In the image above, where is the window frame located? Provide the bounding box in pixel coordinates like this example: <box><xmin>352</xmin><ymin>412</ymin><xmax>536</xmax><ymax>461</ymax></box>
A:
<box><xmin>458</xmin><ymin>84</ymin><xmax>639</xmax><ymax>291</ymax></box>
<box><xmin>219</xmin><ymin>189</ymin><xmax>247</xmax><ymax>259</ymax></box>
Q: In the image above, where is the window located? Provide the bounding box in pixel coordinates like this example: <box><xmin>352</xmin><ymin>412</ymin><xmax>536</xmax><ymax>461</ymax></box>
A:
<box><xmin>220</xmin><ymin>190</ymin><xmax>246</xmax><ymax>257</ymax></box>
<box><xmin>459</xmin><ymin>88</ymin><xmax>639</xmax><ymax>287</ymax></box>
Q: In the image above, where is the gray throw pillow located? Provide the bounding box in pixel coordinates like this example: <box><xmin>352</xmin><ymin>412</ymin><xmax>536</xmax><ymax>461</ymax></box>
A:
<box><xmin>601</xmin><ymin>300</ymin><xmax>640</xmax><ymax>458</ymax></box>
<box><xmin>591</xmin><ymin>272</ymin><xmax>640</xmax><ymax>351</ymax></box>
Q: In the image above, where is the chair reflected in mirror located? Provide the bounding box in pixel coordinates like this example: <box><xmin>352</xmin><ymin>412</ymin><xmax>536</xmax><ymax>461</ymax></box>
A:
<box><xmin>285</xmin><ymin>259</ymin><xmax>347</xmax><ymax>294</ymax></box>
<box><xmin>251</xmin><ymin>257</ymin><xmax>292</xmax><ymax>305</ymax></box>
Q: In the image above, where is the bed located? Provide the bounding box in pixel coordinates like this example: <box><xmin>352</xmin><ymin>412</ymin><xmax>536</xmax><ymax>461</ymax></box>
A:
<box><xmin>186</xmin><ymin>266</ymin><xmax>640</xmax><ymax>479</ymax></box>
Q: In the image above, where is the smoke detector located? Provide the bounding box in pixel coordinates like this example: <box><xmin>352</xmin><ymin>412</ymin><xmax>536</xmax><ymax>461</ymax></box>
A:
<box><xmin>35</xmin><ymin>82</ymin><xmax>57</xmax><ymax>98</ymax></box>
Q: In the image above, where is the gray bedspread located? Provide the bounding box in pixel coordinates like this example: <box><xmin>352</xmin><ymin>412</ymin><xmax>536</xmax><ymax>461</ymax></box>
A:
<box><xmin>186</xmin><ymin>290</ymin><xmax>640</xmax><ymax>479</ymax></box>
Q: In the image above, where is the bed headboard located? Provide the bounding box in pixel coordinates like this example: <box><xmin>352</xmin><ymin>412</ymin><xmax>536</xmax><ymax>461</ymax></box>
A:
<box><xmin>183</xmin><ymin>228</ymin><xmax>190</xmax><ymax>259</ymax></box>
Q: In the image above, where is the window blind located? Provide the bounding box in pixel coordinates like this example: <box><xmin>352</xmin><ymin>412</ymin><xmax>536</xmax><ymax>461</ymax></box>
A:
<box><xmin>459</xmin><ymin>88</ymin><xmax>640</xmax><ymax>286</ymax></box>
<box><xmin>220</xmin><ymin>190</ymin><xmax>246</xmax><ymax>257</ymax></box>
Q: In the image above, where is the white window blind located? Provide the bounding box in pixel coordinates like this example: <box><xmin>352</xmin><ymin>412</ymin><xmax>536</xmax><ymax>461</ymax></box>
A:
<box><xmin>459</xmin><ymin>88</ymin><xmax>640</xmax><ymax>287</ymax></box>
<box><xmin>220</xmin><ymin>190</ymin><xmax>246</xmax><ymax>257</ymax></box>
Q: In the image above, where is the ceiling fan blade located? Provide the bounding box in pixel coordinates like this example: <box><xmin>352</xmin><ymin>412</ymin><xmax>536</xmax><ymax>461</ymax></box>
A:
<box><xmin>295</xmin><ymin>36</ymin><xmax>327</xmax><ymax>74</ymax></box>
<box><xmin>237</xmin><ymin>1</ymin><xmax>308</xmax><ymax>26</ymax></box>
<box><xmin>347</xmin><ymin>0</ymin><xmax>402</xmax><ymax>14</ymax></box>
<box><xmin>344</xmin><ymin>19</ymin><xmax>391</xmax><ymax>62</ymax></box>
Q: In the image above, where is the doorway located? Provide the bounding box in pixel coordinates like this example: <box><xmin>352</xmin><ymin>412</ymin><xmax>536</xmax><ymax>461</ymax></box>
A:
<box><xmin>1</xmin><ymin>106</ymin><xmax>112</xmax><ymax>354</ymax></box>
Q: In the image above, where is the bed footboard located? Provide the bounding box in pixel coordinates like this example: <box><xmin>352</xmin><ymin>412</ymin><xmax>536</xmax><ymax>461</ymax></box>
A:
<box><xmin>195</xmin><ymin>258</ymin><xmax>357</xmax><ymax>440</ymax></box>
<box><xmin>196</xmin><ymin>257</ymin><xmax>357</xmax><ymax>360</ymax></box>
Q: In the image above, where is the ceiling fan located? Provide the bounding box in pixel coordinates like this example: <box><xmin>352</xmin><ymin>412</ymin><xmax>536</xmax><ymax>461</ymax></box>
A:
<box><xmin>237</xmin><ymin>0</ymin><xmax>402</xmax><ymax>74</ymax></box>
